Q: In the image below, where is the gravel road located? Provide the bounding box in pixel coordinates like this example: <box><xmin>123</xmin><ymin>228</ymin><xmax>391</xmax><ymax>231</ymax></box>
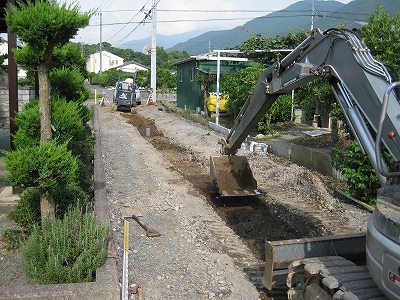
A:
<box><xmin>96</xmin><ymin>99</ymin><xmax>371</xmax><ymax>300</ymax></box>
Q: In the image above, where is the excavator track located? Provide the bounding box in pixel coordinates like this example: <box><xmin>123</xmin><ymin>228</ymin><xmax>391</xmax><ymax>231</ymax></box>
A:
<box><xmin>287</xmin><ymin>256</ymin><xmax>388</xmax><ymax>300</ymax></box>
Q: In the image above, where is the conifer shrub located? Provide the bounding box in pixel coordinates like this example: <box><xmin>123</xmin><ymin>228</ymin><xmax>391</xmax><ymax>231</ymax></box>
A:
<box><xmin>9</xmin><ymin>184</ymin><xmax>89</xmax><ymax>233</ymax></box>
<box><xmin>21</xmin><ymin>205</ymin><xmax>109</xmax><ymax>284</ymax></box>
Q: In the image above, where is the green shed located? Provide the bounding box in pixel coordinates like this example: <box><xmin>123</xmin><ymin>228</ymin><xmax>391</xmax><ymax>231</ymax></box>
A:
<box><xmin>174</xmin><ymin>53</ymin><xmax>250</xmax><ymax>112</ymax></box>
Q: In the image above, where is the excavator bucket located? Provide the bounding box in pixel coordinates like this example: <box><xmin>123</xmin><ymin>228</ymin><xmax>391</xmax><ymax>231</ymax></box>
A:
<box><xmin>210</xmin><ymin>155</ymin><xmax>259</xmax><ymax>197</ymax></box>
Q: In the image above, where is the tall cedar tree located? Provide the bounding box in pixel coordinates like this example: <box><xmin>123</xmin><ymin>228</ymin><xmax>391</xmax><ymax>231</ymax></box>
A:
<box><xmin>5</xmin><ymin>0</ymin><xmax>93</xmax><ymax>222</ymax></box>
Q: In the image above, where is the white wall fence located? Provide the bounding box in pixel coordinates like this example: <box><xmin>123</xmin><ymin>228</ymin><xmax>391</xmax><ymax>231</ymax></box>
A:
<box><xmin>140</xmin><ymin>91</ymin><xmax>176</xmax><ymax>102</ymax></box>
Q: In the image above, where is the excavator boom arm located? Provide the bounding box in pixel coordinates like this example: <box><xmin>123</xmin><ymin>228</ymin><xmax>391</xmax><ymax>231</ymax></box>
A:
<box><xmin>223</xmin><ymin>29</ymin><xmax>400</xmax><ymax>186</ymax></box>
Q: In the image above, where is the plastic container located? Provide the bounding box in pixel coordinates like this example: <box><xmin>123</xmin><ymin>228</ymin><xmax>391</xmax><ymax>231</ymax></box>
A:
<box><xmin>250</xmin><ymin>142</ymin><xmax>268</xmax><ymax>154</ymax></box>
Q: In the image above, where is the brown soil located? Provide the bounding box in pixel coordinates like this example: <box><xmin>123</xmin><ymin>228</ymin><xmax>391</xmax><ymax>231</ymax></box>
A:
<box><xmin>119</xmin><ymin>107</ymin><xmax>370</xmax><ymax>300</ymax></box>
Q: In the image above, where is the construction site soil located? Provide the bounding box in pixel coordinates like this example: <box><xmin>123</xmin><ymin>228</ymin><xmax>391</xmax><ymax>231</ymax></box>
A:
<box><xmin>113</xmin><ymin>102</ymin><xmax>371</xmax><ymax>299</ymax></box>
<box><xmin>0</xmin><ymin>100</ymin><xmax>372</xmax><ymax>300</ymax></box>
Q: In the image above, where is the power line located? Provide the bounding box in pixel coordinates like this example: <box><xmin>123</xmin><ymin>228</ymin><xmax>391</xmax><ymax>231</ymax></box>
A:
<box><xmin>112</xmin><ymin>0</ymin><xmax>162</xmax><ymax>47</ymax></box>
<box><xmin>90</xmin><ymin>13</ymin><xmax>367</xmax><ymax>28</ymax></box>
<box><xmin>105</xmin><ymin>1</ymin><xmax>150</xmax><ymax>43</ymax></box>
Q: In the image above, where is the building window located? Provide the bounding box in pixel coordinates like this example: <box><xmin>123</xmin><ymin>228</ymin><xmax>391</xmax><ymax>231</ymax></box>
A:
<box><xmin>116</xmin><ymin>60</ymin><xmax>119</xmax><ymax>65</ymax></box>
<box><xmin>190</xmin><ymin>68</ymin><xmax>195</xmax><ymax>81</ymax></box>
<box><xmin>179</xmin><ymin>70</ymin><xmax>183</xmax><ymax>83</ymax></box>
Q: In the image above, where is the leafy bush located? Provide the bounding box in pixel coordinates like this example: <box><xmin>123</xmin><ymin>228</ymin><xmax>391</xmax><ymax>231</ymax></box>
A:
<box><xmin>221</xmin><ymin>62</ymin><xmax>265</xmax><ymax>117</ymax></box>
<box><xmin>50</xmin><ymin>66</ymin><xmax>90</xmax><ymax>102</ymax></box>
<box><xmin>1</xmin><ymin>229</ymin><xmax>27</xmax><ymax>251</ymax></box>
<box><xmin>3</xmin><ymin>141</ymin><xmax>78</xmax><ymax>191</ymax></box>
<box><xmin>13</xmin><ymin>97</ymin><xmax>93</xmax><ymax>158</ymax></box>
<box><xmin>8</xmin><ymin>188</ymin><xmax>41</xmax><ymax>232</ymax></box>
<box><xmin>21</xmin><ymin>205</ymin><xmax>109</xmax><ymax>284</ymax></box>
<box><xmin>331</xmin><ymin>142</ymin><xmax>380</xmax><ymax>205</ymax></box>
<box><xmin>257</xmin><ymin>94</ymin><xmax>293</xmax><ymax>133</ymax></box>
<box><xmin>90</xmin><ymin>69</ymin><xmax>131</xmax><ymax>87</ymax></box>
<box><xmin>9</xmin><ymin>185</ymin><xmax>88</xmax><ymax>234</ymax></box>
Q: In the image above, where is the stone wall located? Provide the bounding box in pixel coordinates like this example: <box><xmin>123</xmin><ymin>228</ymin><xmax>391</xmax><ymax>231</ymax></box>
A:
<box><xmin>0</xmin><ymin>86</ymin><xmax>35</xmax><ymax>128</ymax></box>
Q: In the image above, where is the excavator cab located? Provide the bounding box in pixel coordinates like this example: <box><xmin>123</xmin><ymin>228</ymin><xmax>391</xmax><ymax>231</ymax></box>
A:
<box><xmin>210</xmin><ymin>155</ymin><xmax>259</xmax><ymax>197</ymax></box>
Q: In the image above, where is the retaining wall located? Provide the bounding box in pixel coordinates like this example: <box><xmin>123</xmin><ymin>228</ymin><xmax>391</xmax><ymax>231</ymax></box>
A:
<box><xmin>0</xmin><ymin>86</ymin><xmax>35</xmax><ymax>128</ymax></box>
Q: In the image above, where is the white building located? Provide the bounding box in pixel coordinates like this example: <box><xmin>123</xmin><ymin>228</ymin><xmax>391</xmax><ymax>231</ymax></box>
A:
<box><xmin>86</xmin><ymin>50</ymin><xmax>123</xmax><ymax>74</ymax></box>
<box><xmin>114</xmin><ymin>61</ymin><xmax>150</xmax><ymax>73</ymax></box>
<box><xmin>0</xmin><ymin>41</ymin><xmax>27</xmax><ymax>79</ymax></box>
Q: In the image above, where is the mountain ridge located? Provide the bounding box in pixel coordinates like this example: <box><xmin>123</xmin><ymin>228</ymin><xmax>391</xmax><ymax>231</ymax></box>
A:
<box><xmin>117</xmin><ymin>0</ymin><xmax>400</xmax><ymax>55</ymax></box>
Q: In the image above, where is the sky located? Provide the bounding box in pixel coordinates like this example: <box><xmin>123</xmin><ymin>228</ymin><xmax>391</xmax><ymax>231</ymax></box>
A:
<box><xmin>58</xmin><ymin>0</ymin><xmax>354</xmax><ymax>48</ymax></box>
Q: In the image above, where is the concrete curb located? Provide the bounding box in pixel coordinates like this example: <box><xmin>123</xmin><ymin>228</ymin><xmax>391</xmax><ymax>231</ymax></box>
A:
<box><xmin>0</xmin><ymin>104</ymin><xmax>120</xmax><ymax>300</ymax></box>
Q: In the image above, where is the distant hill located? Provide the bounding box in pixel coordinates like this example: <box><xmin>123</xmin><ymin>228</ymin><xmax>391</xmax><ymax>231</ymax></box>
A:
<box><xmin>118</xmin><ymin>0</ymin><xmax>400</xmax><ymax>55</ymax></box>
<box><xmin>167</xmin><ymin>0</ymin><xmax>344</xmax><ymax>55</ymax></box>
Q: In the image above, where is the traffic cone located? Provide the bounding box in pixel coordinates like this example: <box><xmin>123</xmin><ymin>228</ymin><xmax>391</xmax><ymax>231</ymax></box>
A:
<box><xmin>147</xmin><ymin>92</ymin><xmax>154</xmax><ymax>105</ymax></box>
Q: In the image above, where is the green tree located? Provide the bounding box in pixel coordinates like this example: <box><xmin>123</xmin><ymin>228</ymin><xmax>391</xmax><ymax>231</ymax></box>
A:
<box><xmin>156</xmin><ymin>67</ymin><xmax>175</xmax><ymax>92</ymax></box>
<box><xmin>361</xmin><ymin>4</ymin><xmax>400</xmax><ymax>74</ymax></box>
<box><xmin>221</xmin><ymin>62</ymin><xmax>265</xmax><ymax>117</ymax></box>
<box><xmin>52</xmin><ymin>42</ymin><xmax>88</xmax><ymax>78</ymax></box>
<box><xmin>136</xmin><ymin>70</ymin><xmax>150</xmax><ymax>88</ymax></box>
<box><xmin>195</xmin><ymin>69</ymin><xmax>216</xmax><ymax>114</ymax></box>
<box><xmin>6</xmin><ymin>0</ymin><xmax>93</xmax><ymax>222</ymax></box>
<box><xmin>239</xmin><ymin>30</ymin><xmax>309</xmax><ymax>63</ymax></box>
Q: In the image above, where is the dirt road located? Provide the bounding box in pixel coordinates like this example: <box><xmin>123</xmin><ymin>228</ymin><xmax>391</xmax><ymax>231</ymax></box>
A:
<box><xmin>96</xmin><ymin>100</ymin><xmax>371</xmax><ymax>300</ymax></box>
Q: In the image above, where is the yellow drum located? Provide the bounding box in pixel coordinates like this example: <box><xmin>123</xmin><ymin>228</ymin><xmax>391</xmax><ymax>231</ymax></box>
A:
<box><xmin>207</xmin><ymin>94</ymin><xmax>229</xmax><ymax>112</ymax></box>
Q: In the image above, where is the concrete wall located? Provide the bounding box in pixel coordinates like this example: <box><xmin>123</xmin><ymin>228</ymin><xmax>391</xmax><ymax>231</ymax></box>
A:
<box><xmin>0</xmin><ymin>86</ymin><xmax>36</xmax><ymax>128</ymax></box>
<box><xmin>140</xmin><ymin>91</ymin><xmax>176</xmax><ymax>102</ymax></box>
<box><xmin>258</xmin><ymin>142</ymin><xmax>345</xmax><ymax>180</ymax></box>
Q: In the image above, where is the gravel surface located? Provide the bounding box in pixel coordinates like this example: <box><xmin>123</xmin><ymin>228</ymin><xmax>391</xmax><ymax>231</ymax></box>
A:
<box><xmin>96</xmin><ymin>99</ymin><xmax>371</xmax><ymax>300</ymax></box>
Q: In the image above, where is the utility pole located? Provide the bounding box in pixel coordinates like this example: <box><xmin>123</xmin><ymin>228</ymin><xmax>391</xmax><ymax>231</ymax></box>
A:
<box><xmin>100</xmin><ymin>12</ymin><xmax>103</xmax><ymax>74</ymax></box>
<box><xmin>151</xmin><ymin>0</ymin><xmax>157</xmax><ymax>102</ymax></box>
<box><xmin>311</xmin><ymin>0</ymin><xmax>315</xmax><ymax>31</ymax></box>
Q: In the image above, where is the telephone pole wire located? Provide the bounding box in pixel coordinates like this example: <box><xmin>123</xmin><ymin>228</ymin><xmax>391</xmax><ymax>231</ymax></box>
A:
<box><xmin>151</xmin><ymin>0</ymin><xmax>157</xmax><ymax>103</ymax></box>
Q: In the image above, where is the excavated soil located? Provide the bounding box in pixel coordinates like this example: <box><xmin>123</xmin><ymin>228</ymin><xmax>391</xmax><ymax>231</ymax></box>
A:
<box><xmin>115</xmin><ymin>104</ymin><xmax>371</xmax><ymax>299</ymax></box>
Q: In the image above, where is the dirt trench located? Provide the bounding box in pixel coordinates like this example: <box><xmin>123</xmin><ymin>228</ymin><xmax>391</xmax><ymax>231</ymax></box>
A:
<box><xmin>120</xmin><ymin>109</ymin><xmax>355</xmax><ymax>299</ymax></box>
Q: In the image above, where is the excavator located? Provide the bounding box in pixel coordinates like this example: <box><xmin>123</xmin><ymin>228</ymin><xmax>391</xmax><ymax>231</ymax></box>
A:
<box><xmin>210</xmin><ymin>28</ymin><xmax>400</xmax><ymax>299</ymax></box>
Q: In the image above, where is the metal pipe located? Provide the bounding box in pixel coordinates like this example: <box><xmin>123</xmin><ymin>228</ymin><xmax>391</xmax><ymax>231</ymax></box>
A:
<box><xmin>335</xmin><ymin>82</ymin><xmax>387</xmax><ymax>186</ymax></box>
<box><xmin>375</xmin><ymin>82</ymin><xmax>400</xmax><ymax>179</ymax></box>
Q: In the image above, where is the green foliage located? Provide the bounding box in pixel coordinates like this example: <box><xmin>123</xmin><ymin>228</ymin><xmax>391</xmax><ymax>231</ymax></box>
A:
<box><xmin>50</xmin><ymin>67</ymin><xmax>90</xmax><ymax>102</ymax></box>
<box><xmin>136</xmin><ymin>70</ymin><xmax>150</xmax><ymax>88</ymax></box>
<box><xmin>8</xmin><ymin>188</ymin><xmax>41</xmax><ymax>233</ymax></box>
<box><xmin>13</xmin><ymin>97</ymin><xmax>92</xmax><ymax>152</ymax></box>
<box><xmin>331</xmin><ymin>142</ymin><xmax>380</xmax><ymax>205</ymax></box>
<box><xmin>240</xmin><ymin>30</ymin><xmax>309</xmax><ymax>63</ymax></box>
<box><xmin>6</xmin><ymin>0</ymin><xmax>93</xmax><ymax>69</ymax></box>
<box><xmin>3</xmin><ymin>141</ymin><xmax>78</xmax><ymax>191</ymax></box>
<box><xmin>52</xmin><ymin>43</ymin><xmax>88</xmax><ymax>78</ymax></box>
<box><xmin>295</xmin><ymin>78</ymin><xmax>336</xmax><ymax>121</ymax></box>
<box><xmin>257</xmin><ymin>94</ymin><xmax>293</xmax><ymax>133</ymax></box>
<box><xmin>361</xmin><ymin>4</ymin><xmax>400</xmax><ymax>74</ymax></box>
<box><xmin>9</xmin><ymin>185</ymin><xmax>89</xmax><ymax>234</ymax></box>
<box><xmin>21</xmin><ymin>205</ymin><xmax>109</xmax><ymax>284</ymax></box>
<box><xmin>220</xmin><ymin>62</ymin><xmax>265</xmax><ymax>116</ymax></box>
<box><xmin>157</xmin><ymin>67</ymin><xmax>176</xmax><ymax>92</ymax></box>
<box><xmin>90</xmin><ymin>69</ymin><xmax>129</xmax><ymax>87</ymax></box>
<box><xmin>1</xmin><ymin>229</ymin><xmax>27</xmax><ymax>251</ymax></box>
<box><xmin>12</xmin><ymin>97</ymin><xmax>94</xmax><ymax>192</ymax></box>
